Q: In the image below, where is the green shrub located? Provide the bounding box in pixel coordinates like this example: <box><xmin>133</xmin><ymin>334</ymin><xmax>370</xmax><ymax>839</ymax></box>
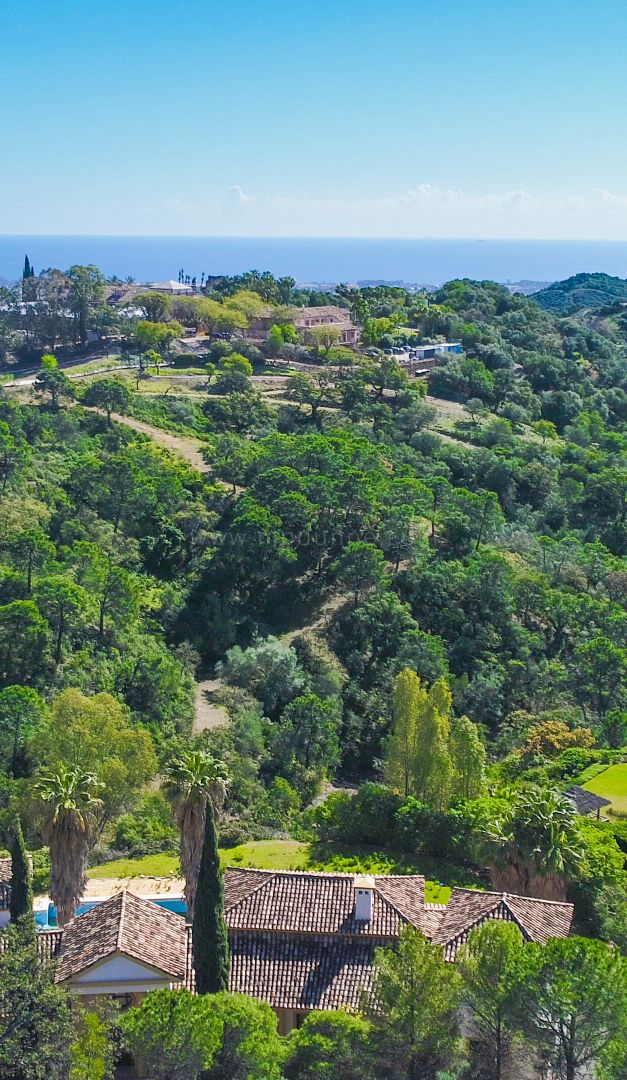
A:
<box><xmin>609</xmin><ymin>821</ymin><xmax>627</xmax><ymax>854</ymax></box>
<box><xmin>309</xmin><ymin>784</ymin><xmax>475</xmax><ymax>861</ymax></box>
<box><xmin>311</xmin><ymin>783</ymin><xmax>401</xmax><ymax>846</ymax></box>
<box><xmin>546</xmin><ymin>748</ymin><xmax>600</xmax><ymax>781</ymax></box>
<box><xmin>112</xmin><ymin>792</ymin><xmax>178</xmax><ymax>857</ymax></box>
<box><xmin>394</xmin><ymin>799</ymin><xmax>474</xmax><ymax>860</ymax></box>
<box><xmin>30</xmin><ymin>848</ymin><xmax>51</xmax><ymax>893</ymax></box>
<box><xmin>218</xmin><ymin>820</ymin><xmax>253</xmax><ymax>848</ymax></box>
<box><xmin>258</xmin><ymin>777</ymin><xmax>301</xmax><ymax>829</ymax></box>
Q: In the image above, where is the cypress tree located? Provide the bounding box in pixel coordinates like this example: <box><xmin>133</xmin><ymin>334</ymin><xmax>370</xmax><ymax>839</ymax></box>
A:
<box><xmin>23</xmin><ymin>255</ymin><xmax>31</xmax><ymax>279</ymax></box>
<box><xmin>9</xmin><ymin>817</ymin><xmax>33</xmax><ymax>923</ymax></box>
<box><xmin>192</xmin><ymin>799</ymin><xmax>229</xmax><ymax>994</ymax></box>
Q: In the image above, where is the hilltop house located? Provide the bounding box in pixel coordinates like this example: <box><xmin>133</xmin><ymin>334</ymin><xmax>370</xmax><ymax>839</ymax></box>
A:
<box><xmin>249</xmin><ymin>305</ymin><xmax>360</xmax><ymax>347</ymax></box>
<box><xmin>11</xmin><ymin>867</ymin><xmax>574</xmax><ymax>1036</ymax></box>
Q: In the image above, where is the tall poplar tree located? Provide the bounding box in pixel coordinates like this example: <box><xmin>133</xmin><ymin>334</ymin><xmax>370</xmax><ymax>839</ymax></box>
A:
<box><xmin>192</xmin><ymin>798</ymin><xmax>229</xmax><ymax>995</ymax></box>
<box><xmin>451</xmin><ymin>715</ymin><xmax>486</xmax><ymax>799</ymax></box>
<box><xmin>414</xmin><ymin>678</ymin><xmax>454</xmax><ymax>810</ymax></box>
<box><xmin>385</xmin><ymin>669</ymin><xmax>425</xmax><ymax>797</ymax></box>
<box><xmin>385</xmin><ymin>672</ymin><xmax>454</xmax><ymax>809</ymax></box>
<box><xmin>9</xmin><ymin>816</ymin><xmax>32</xmax><ymax>923</ymax></box>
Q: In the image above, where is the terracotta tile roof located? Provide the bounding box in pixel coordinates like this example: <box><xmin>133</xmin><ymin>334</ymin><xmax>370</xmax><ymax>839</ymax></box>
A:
<box><xmin>184</xmin><ymin>926</ymin><xmax>377</xmax><ymax>1010</ymax></box>
<box><xmin>564</xmin><ymin>785</ymin><xmax>611</xmax><ymax>815</ymax></box>
<box><xmin>3</xmin><ymin>871</ymin><xmax>574</xmax><ymax>1016</ymax></box>
<box><xmin>223</xmin><ymin>868</ymin><xmax>426</xmax><ymax>937</ymax></box>
<box><xmin>0</xmin><ymin>928</ymin><xmax>63</xmax><ymax>962</ymax></box>
<box><xmin>293</xmin><ymin>306</ymin><xmax>353</xmax><ymax>326</ymax></box>
<box><xmin>433</xmin><ymin>888</ymin><xmax>574</xmax><ymax>960</ymax></box>
<box><xmin>422</xmin><ymin>902</ymin><xmax>447</xmax><ymax>938</ymax></box>
<box><xmin>56</xmin><ymin>891</ymin><xmax>187</xmax><ymax>983</ymax></box>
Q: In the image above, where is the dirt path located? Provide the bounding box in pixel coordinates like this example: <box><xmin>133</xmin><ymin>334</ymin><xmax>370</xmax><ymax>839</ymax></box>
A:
<box><xmin>281</xmin><ymin>591</ymin><xmax>349</xmax><ymax>647</ymax></box>
<box><xmin>100</xmin><ymin>413</ymin><xmax>232</xmax><ymax>733</ymax></box>
<box><xmin>194</xmin><ymin>677</ymin><xmax>229</xmax><ymax>733</ymax></box>
<box><xmin>89</xmin><ymin>410</ymin><xmax>237</xmax><ymax>734</ymax></box>
<box><xmin>105</xmin><ymin>411</ymin><xmax>211</xmax><ymax>472</ymax></box>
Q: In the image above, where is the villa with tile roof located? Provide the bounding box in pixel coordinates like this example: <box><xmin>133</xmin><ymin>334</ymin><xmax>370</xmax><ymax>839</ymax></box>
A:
<box><xmin>8</xmin><ymin>867</ymin><xmax>574</xmax><ymax>1034</ymax></box>
<box><xmin>432</xmin><ymin>887</ymin><xmax>575</xmax><ymax>961</ymax></box>
<box><xmin>248</xmin><ymin>305</ymin><xmax>360</xmax><ymax>347</ymax></box>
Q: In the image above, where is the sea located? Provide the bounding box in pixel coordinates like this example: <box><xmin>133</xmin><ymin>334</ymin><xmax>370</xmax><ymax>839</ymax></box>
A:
<box><xmin>3</xmin><ymin>236</ymin><xmax>627</xmax><ymax>288</ymax></box>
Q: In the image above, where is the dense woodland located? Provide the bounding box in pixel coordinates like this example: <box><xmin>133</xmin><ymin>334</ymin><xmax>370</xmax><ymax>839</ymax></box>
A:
<box><xmin>3</xmin><ymin>266</ymin><xmax>627</xmax><ymax>1076</ymax></box>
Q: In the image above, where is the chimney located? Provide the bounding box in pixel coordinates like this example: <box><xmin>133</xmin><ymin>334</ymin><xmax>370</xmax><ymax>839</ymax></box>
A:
<box><xmin>354</xmin><ymin>874</ymin><xmax>375</xmax><ymax>922</ymax></box>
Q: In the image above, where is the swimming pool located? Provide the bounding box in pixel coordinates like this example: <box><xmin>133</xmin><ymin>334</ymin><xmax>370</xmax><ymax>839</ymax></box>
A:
<box><xmin>35</xmin><ymin>896</ymin><xmax>187</xmax><ymax>927</ymax></box>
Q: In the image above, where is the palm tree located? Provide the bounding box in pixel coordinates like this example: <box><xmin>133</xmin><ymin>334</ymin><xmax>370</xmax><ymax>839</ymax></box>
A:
<box><xmin>35</xmin><ymin>764</ymin><xmax>104</xmax><ymax>925</ymax></box>
<box><xmin>480</xmin><ymin>786</ymin><xmax>583</xmax><ymax>900</ymax></box>
<box><xmin>163</xmin><ymin>750</ymin><xmax>229</xmax><ymax>918</ymax></box>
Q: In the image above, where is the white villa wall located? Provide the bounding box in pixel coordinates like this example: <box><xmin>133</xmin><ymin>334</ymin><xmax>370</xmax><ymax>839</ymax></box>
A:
<box><xmin>65</xmin><ymin>952</ymin><xmax>174</xmax><ymax>996</ymax></box>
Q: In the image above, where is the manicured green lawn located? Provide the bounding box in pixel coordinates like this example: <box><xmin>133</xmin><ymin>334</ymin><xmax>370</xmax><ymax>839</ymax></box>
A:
<box><xmin>584</xmin><ymin>763</ymin><xmax>627</xmax><ymax>814</ymax></box>
<box><xmin>87</xmin><ymin>839</ymin><xmax>485</xmax><ymax>903</ymax></box>
<box><xmin>87</xmin><ymin>842</ymin><xmax>309</xmax><ymax>880</ymax></box>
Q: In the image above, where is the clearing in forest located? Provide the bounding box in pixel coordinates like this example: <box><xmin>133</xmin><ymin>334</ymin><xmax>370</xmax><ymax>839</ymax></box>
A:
<box><xmin>583</xmin><ymin>763</ymin><xmax>627</xmax><ymax>815</ymax></box>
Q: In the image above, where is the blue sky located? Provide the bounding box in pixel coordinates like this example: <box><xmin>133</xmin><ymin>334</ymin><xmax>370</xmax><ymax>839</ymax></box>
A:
<box><xmin>2</xmin><ymin>0</ymin><xmax>627</xmax><ymax>237</ymax></box>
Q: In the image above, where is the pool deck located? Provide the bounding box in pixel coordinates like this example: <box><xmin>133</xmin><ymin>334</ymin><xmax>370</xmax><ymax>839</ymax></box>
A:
<box><xmin>36</xmin><ymin>874</ymin><xmax>185</xmax><ymax>913</ymax></box>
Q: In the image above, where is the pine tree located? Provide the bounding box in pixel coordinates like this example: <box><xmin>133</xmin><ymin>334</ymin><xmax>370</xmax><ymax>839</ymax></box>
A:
<box><xmin>9</xmin><ymin>817</ymin><xmax>33</xmax><ymax>923</ymax></box>
<box><xmin>0</xmin><ymin>918</ymin><xmax>73</xmax><ymax>1078</ymax></box>
<box><xmin>192</xmin><ymin>798</ymin><xmax>229</xmax><ymax>994</ymax></box>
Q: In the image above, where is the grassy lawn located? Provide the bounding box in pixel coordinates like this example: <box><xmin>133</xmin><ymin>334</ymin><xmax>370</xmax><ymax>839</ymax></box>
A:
<box><xmin>66</xmin><ymin>356</ymin><xmax>129</xmax><ymax>375</ymax></box>
<box><xmin>87</xmin><ymin>840</ymin><xmax>485</xmax><ymax>902</ymax></box>
<box><xmin>584</xmin><ymin>763</ymin><xmax>627</xmax><ymax>814</ymax></box>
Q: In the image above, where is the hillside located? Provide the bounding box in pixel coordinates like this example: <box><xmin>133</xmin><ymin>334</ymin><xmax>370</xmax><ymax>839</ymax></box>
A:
<box><xmin>533</xmin><ymin>271</ymin><xmax>627</xmax><ymax>314</ymax></box>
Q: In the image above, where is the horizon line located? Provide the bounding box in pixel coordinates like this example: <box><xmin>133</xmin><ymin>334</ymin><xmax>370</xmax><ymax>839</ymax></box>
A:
<box><xmin>3</xmin><ymin>233</ymin><xmax>627</xmax><ymax>244</ymax></box>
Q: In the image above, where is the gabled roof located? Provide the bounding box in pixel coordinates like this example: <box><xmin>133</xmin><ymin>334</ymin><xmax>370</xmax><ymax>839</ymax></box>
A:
<box><xmin>56</xmin><ymin>891</ymin><xmax>186</xmax><ymax>982</ymax></box>
<box><xmin>0</xmin><ymin>868</ymin><xmax>576</xmax><ymax>1016</ymax></box>
<box><xmin>294</xmin><ymin>305</ymin><xmax>353</xmax><ymax>325</ymax></box>
<box><xmin>223</xmin><ymin>868</ymin><xmax>426</xmax><ymax>938</ymax></box>
<box><xmin>433</xmin><ymin>888</ymin><xmax>574</xmax><ymax>960</ymax></box>
<box><xmin>564</xmin><ymin>785</ymin><xmax>611</xmax><ymax>815</ymax></box>
<box><xmin>184</xmin><ymin>926</ymin><xmax>378</xmax><ymax>1010</ymax></box>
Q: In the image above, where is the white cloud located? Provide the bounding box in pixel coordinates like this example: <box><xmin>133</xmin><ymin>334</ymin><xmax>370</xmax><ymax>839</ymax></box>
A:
<box><xmin>224</xmin><ymin>185</ymin><xmax>256</xmax><ymax>207</ymax></box>
<box><xmin>106</xmin><ymin>182</ymin><xmax>627</xmax><ymax>239</ymax></box>
<box><xmin>270</xmin><ymin>184</ymin><xmax>538</xmax><ymax>213</ymax></box>
<box><xmin>592</xmin><ymin>188</ymin><xmax>627</xmax><ymax>209</ymax></box>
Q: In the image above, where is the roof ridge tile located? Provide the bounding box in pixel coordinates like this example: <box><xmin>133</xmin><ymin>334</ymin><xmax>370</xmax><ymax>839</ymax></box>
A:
<box><xmin>116</xmin><ymin>890</ymin><xmax>127</xmax><ymax>952</ymax></box>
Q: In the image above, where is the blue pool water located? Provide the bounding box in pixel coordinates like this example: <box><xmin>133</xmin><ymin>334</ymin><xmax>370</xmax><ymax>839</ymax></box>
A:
<box><xmin>36</xmin><ymin>896</ymin><xmax>186</xmax><ymax>928</ymax></box>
